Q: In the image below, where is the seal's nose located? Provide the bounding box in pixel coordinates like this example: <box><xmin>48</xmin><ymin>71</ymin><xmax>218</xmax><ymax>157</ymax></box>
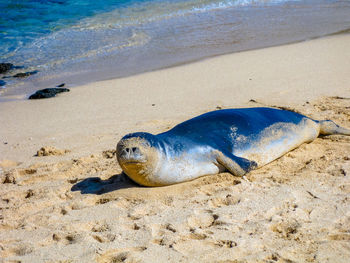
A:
<box><xmin>123</xmin><ymin>147</ymin><xmax>141</xmax><ymax>156</ymax></box>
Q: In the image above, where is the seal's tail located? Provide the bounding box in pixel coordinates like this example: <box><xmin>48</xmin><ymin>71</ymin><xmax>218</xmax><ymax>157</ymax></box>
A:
<box><xmin>318</xmin><ymin>120</ymin><xmax>350</xmax><ymax>136</ymax></box>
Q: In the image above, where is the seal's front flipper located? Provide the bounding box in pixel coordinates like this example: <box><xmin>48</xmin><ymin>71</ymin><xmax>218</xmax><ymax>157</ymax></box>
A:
<box><xmin>214</xmin><ymin>150</ymin><xmax>257</xmax><ymax>176</ymax></box>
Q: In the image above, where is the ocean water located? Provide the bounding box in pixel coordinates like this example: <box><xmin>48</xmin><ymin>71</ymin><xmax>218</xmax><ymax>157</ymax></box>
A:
<box><xmin>1</xmin><ymin>0</ymin><xmax>350</xmax><ymax>99</ymax></box>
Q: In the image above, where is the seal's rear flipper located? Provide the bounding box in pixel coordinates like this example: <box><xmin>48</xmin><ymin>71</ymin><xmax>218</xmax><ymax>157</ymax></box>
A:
<box><xmin>214</xmin><ymin>150</ymin><xmax>257</xmax><ymax>177</ymax></box>
<box><xmin>318</xmin><ymin>120</ymin><xmax>350</xmax><ymax>136</ymax></box>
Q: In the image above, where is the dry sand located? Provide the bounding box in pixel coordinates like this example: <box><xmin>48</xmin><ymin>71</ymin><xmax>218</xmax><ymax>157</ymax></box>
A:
<box><xmin>0</xmin><ymin>34</ymin><xmax>350</xmax><ymax>263</ymax></box>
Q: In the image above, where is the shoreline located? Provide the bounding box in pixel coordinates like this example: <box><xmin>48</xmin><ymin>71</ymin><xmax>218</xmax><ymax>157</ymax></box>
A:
<box><xmin>1</xmin><ymin>33</ymin><xmax>350</xmax><ymax>262</ymax></box>
<box><xmin>1</xmin><ymin>27</ymin><xmax>350</xmax><ymax>102</ymax></box>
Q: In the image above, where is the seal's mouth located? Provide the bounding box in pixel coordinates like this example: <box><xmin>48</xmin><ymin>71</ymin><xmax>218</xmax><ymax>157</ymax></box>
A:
<box><xmin>122</xmin><ymin>160</ymin><xmax>147</xmax><ymax>164</ymax></box>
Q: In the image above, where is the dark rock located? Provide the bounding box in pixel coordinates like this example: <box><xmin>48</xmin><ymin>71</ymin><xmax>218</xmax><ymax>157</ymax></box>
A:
<box><xmin>56</xmin><ymin>83</ymin><xmax>65</xmax><ymax>87</ymax></box>
<box><xmin>0</xmin><ymin>63</ymin><xmax>13</xmax><ymax>74</ymax></box>
<box><xmin>28</xmin><ymin>88</ymin><xmax>70</xmax><ymax>99</ymax></box>
<box><xmin>13</xmin><ymin>70</ymin><xmax>38</xmax><ymax>78</ymax></box>
<box><xmin>13</xmin><ymin>73</ymin><xmax>28</xmax><ymax>78</ymax></box>
<box><xmin>0</xmin><ymin>80</ymin><xmax>6</xmax><ymax>86</ymax></box>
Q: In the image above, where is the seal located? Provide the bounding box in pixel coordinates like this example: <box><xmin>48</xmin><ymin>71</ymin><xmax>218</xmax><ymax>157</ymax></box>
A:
<box><xmin>117</xmin><ymin>107</ymin><xmax>350</xmax><ymax>187</ymax></box>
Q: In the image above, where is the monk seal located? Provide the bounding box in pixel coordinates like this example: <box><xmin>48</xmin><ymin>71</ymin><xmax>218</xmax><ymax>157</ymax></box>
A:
<box><xmin>116</xmin><ymin>107</ymin><xmax>350</xmax><ymax>187</ymax></box>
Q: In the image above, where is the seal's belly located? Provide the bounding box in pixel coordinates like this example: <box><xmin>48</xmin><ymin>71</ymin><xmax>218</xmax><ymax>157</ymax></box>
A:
<box><xmin>232</xmin><ymin>118</ymin><xmax>319</xmax><ymax>167</ymax></box>
<box><xmin>155</xmin><ymin>146</ymin><xmax>221</xmax><ymax>185</ymax></box>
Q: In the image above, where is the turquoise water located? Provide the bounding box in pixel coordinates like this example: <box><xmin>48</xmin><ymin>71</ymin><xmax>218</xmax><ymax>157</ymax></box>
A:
<box><xmin>0</xmin><ymin>0</ymin><xmax>297</xmax><ymax>59</ymax></box>
<box><xmin>1</xmin><ymin>0</ymin><xmax>350</xmax><ymax>98</ymax></box>
<box><xmin>1</xmin><ymin>0</ymin><xmax>140</xmax><ymax>55</ymax></box>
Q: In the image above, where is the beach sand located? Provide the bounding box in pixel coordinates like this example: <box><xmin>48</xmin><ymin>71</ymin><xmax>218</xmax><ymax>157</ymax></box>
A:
<box><xmin>0</xmin><ymin>34</ymin><xmax>350</xmax><ymax>262</ymax></box>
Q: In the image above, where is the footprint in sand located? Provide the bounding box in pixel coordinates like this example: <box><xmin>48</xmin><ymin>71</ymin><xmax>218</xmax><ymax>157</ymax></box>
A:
<box><xmin>208</xmin><ymin>194</ymin><xmax>241</xmax><ymax>208</ymax></box>
<box><xmin>187</xmin><ymin>210</ymin><xmax>218</xmax><ymax>229</ymax></box>
<box><xmin>52</xmin><ymin>232</ymin><xmax>81</xmax><ymax>245</ymax></box>
<box><xmin>97</xmin><ymin>247</ymin><xmax>147</xmax><ymax>263</ymax></box>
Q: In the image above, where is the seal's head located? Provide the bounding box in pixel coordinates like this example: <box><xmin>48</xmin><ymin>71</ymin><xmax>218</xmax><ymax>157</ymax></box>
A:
<box><xmin>116</xmin><ymin>132</ymin><xmax>162</xmax><ymax>186</ymax></box>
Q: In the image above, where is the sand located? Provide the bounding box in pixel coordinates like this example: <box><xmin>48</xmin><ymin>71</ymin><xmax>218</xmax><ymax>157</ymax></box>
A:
<box><xmin>0</xmin><ymin>34</ymin><xmax>350</xmax><ymax>263</ymax></box>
